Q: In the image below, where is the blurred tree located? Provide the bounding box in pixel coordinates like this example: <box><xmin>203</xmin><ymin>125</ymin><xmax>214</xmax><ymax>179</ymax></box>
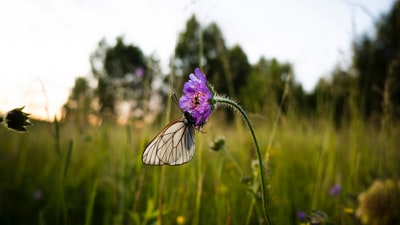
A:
<box><xmin>173</xmin><ymin>15</ymin><xmax>254</xmax><ymax>121</ymax></box>
<box><xmin>173</xmin><ymin>16</ymin><xmax>250</xmax><ymax>98</ymax></box>
<box><xmin>63</xmin><ymin>77</ymin><xmax>94</xmax><ymax>126</ymax></box>
<box><xmin>144</xmin><ymin>54</ymin><xmax>168</xmax><ymax>122</ymax></box>
<box><xmin>353</xmin><ymin>1</ymin><xmax>400</xmax><ymax>121</ymax></box>
<box><xmin>240</xmin><ymin>57</ymin><xmax>271</xmax><ymax>113</ymax></box>
<box><xmin>228</xmin><ymin>45</ymin><xmax>251</xmax><ymax>96</ymax></box>
<box><xmin>329</xmin><ymin>68</ymin><xmax>358</xmax><ymax>125</ymax></box>
<box><xmin>90</xmin><ymin>37</ymin><xmax>148</xmax><ymax>122</ymax></box>
<box><xmin>202</xmin><ymin>22</ymin><xmax>232</xmax><ymax>96</ymax></box>
<box><xmin>240</xmin><ymin>57</ymin><xmax>294</xmax><ymax>114</ymax></box>
<box><xmin>174</xmin><ymin>15</ymin><xmax>202</xmax><ymax>80</ymax></box>
<box><xmin>264</xmin><ymin>58</ymin><xmax>291</xmax><ymax>112</ymax></box>
<box><xmin>311</xmin><ymin>67</ymin><xmax>358</xmax><ymax>126</ymax></box>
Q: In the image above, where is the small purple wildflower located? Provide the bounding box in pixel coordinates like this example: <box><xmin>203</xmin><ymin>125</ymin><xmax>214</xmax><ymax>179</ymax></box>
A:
<box><xmin>329</xmin><ymin>184</ymin><xmax>341</xmax><ymax>196</ymax></box>
<box><xmin>297</xmin><ymin>210</ymin><xmax>307</xmax><ymax>220</ymax></box>
<box><xmin>134</xmin><ymin>67</ymin><xmax>144</xmax><ymax>78</ymax></box>
<box><xmin>33</xmin><ymin>189</ymin><xmax>42</xmax><ymax>200</ymax></box>
<box><xmin>179</xmin><ymin>68</ymin><xmax>213</xmax><ymax>129</ymax></box>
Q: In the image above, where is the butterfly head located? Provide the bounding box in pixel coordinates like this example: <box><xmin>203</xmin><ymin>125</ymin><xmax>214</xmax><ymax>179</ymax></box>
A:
<box><xmin>183</xmin><ymin>111</ymin><xmax>197</xmax><ymax>126</ymax></box>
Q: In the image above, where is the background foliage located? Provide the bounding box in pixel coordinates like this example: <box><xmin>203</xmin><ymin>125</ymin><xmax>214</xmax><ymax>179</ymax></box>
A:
<box><xmin>1</xmin><ymin>1</ymin><xmax>400</xmax><ymax>225</ymax></box>
<box><xmin>63</xmin><ymin>2</ymin><xmax>399</xmax><ymax>126</ymax></box>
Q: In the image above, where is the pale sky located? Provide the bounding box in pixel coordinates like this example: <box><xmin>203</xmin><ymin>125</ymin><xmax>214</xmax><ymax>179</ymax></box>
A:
<box><xmin>0</xmin><ymin>0</ymin><xmax>395</xmax><ymax>120</ymax></box>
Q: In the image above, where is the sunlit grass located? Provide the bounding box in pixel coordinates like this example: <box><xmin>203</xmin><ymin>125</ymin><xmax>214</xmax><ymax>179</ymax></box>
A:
<box><xmin>0</xmin><ymin>113</ymin><xmax>399</xmax><ymax>224</ymax></box>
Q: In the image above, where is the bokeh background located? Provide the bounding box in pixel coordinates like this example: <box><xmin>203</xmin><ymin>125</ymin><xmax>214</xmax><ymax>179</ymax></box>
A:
<box><xmin>1</xmin><ymin>0</ymin><xmax>399</xmax><ymax>225</ymax></box>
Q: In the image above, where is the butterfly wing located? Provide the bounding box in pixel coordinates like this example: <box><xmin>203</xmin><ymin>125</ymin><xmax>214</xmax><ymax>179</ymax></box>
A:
<box><xmin>142</xmin><ymin>117</ymin><xmax>195</xmax><ymax>165</ymax></box>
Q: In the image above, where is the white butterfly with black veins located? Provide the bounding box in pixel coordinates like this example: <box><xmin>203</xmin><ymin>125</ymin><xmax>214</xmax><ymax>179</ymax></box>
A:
<box><xmin>142</xmin><ymin>112</ymin><xmax>196</xmax><ymax>165</ymax></box>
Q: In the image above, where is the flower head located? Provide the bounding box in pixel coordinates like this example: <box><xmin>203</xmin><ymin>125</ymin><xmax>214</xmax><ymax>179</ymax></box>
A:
<box><xmin>329</xmin><ymin>184</ymin><xmax>341</xmax><ymax>196</ymax></box>
<box><xmin>33</xmin><ymin>189</ymin><xmax>43</xmax><ymax>200</ymax></box>
<box><xmin>179</xmin><ymin>68</ymin><xmax>213</xmax><ymax>128</ymax></box>
<box><xmin>209</xmin><ymin>137</ymin><xmax>225</xmax><ymax>152</ymax></box>
<box><xmin>356</xmin><ymin>179</ymin><xmax>400</xmax><ymax>225</ymax></box>
<box><xmin>2</xmin><ymin>106</ymin><xmax>32</xmax><ymax>132</ymax></box>
<box><xmin>307</xmin><ymin>210</ymin><xmax>333</xmax><ymax>225</ymax></box>
<box><xmin>134</xmin><ymin>67</ymin><xmax>144</xmax><ymax>78</ymax></box>
<box><xmin>176</xmin><ymin>215</ymin><xmax>186</xmax><ymax>224</ymax></box>
<box><xmin>297</xmin><ymin>210</ymin><xmax>306</xmax><ymax>220</ymax></box>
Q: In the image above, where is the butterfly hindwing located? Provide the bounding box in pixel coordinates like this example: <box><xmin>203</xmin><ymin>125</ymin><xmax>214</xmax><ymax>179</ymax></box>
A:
<box><xmin>142</xmin><ymin>117</ymin><xmax>195</xmax><ymax>165</ymax></box>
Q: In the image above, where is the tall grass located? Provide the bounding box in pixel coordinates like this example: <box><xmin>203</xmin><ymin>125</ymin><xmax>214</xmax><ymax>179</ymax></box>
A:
<box><xmin>1</xmin><ymin>110</ymin><xmax>399</xmax><ymax>224</ymax></box>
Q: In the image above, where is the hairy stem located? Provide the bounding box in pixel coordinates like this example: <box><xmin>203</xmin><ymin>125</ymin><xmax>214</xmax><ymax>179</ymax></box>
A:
<box><xmin>213</xmin><ymin>96</ymin><xmax>272</xmax><ymax>225</ymax></box>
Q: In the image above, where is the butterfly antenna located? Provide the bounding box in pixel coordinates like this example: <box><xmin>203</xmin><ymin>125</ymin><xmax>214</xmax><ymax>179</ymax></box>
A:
<box><xmin>171</xmin><ymin>93</ymin><xmax>182</xmax><ymax>111</ymax></box>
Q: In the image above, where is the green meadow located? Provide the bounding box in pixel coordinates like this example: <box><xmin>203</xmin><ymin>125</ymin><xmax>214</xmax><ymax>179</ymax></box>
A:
<box><xmin>1</xmin><ymin>110</ymin><xmax>399</xmax><ymax>225</ymax></box>
<box><xmin>1</xmin><ymin>2</ymin><xmax>399</xmax><ymax>225</ymax></box>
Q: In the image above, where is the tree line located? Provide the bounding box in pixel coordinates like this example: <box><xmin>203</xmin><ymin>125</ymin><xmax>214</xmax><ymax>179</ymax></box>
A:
<box><xmin>63</xmin><ymin>1</ymin><xmax>399</xmax><ymax>127</ymax></box>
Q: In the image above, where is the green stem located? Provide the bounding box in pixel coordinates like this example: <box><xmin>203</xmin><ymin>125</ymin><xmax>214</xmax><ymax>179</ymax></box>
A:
<box><xmin>213</xmin><ymin>96</ymin><xmax>272</xmax><ymax>225</ymax></box>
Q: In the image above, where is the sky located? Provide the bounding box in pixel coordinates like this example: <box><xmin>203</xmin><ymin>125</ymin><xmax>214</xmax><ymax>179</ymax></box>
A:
<box><xmin>0</xmin><ymin>0</ymin><xmax>395</xmax><ymax>120</ymax></box>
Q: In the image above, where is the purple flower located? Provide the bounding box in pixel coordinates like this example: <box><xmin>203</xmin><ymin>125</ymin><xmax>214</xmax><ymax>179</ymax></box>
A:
<box><xmin>329</xmin><ymin>184</ymin><xmax>341</xmax><ymax>196</ymax></box>
<box><xmin>134</xmin><ymin>67</ymin><xmax>144</xmax><ymax>78</ymax></box>
<box><xmin>179</xmin><ymin>68</ymin><xmax>213</xmax><ymax>128</ymax></box>
<box><xmin>33</xmin><ymin>189</ymin><xmax>42</xmax><ymax>200</ymax></box>
<box><xmin>297</xmin><ymin>210</ymin><xmax>307</xmax><ymax>220</ymax></box>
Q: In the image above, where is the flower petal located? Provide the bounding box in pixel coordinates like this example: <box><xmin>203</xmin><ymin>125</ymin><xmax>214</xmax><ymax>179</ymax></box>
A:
<box><xmin>179</xmin><ymin>68</ymin><xmax>213</xmax><ymax>128</ymax></box>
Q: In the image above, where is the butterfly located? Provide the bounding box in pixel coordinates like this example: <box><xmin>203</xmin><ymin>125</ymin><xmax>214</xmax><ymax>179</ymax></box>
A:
<box><xmin>142</xmin><ymin>111</ymin><xmax>196</xmax><ymax>165</ymax></box>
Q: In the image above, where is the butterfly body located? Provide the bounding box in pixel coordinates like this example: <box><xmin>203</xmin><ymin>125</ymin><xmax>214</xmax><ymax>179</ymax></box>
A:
<box><xmin>142</xmin><ymin>112</ymin><xmax>196</xmax><ymax>165</ymax></box>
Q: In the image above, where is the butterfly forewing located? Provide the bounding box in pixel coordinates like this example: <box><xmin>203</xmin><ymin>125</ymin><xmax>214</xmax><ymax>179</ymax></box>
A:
<box><xmin>142</xmin><ymin>117</ymin><xmax>195</xmax><ymax>165</ymax></box>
